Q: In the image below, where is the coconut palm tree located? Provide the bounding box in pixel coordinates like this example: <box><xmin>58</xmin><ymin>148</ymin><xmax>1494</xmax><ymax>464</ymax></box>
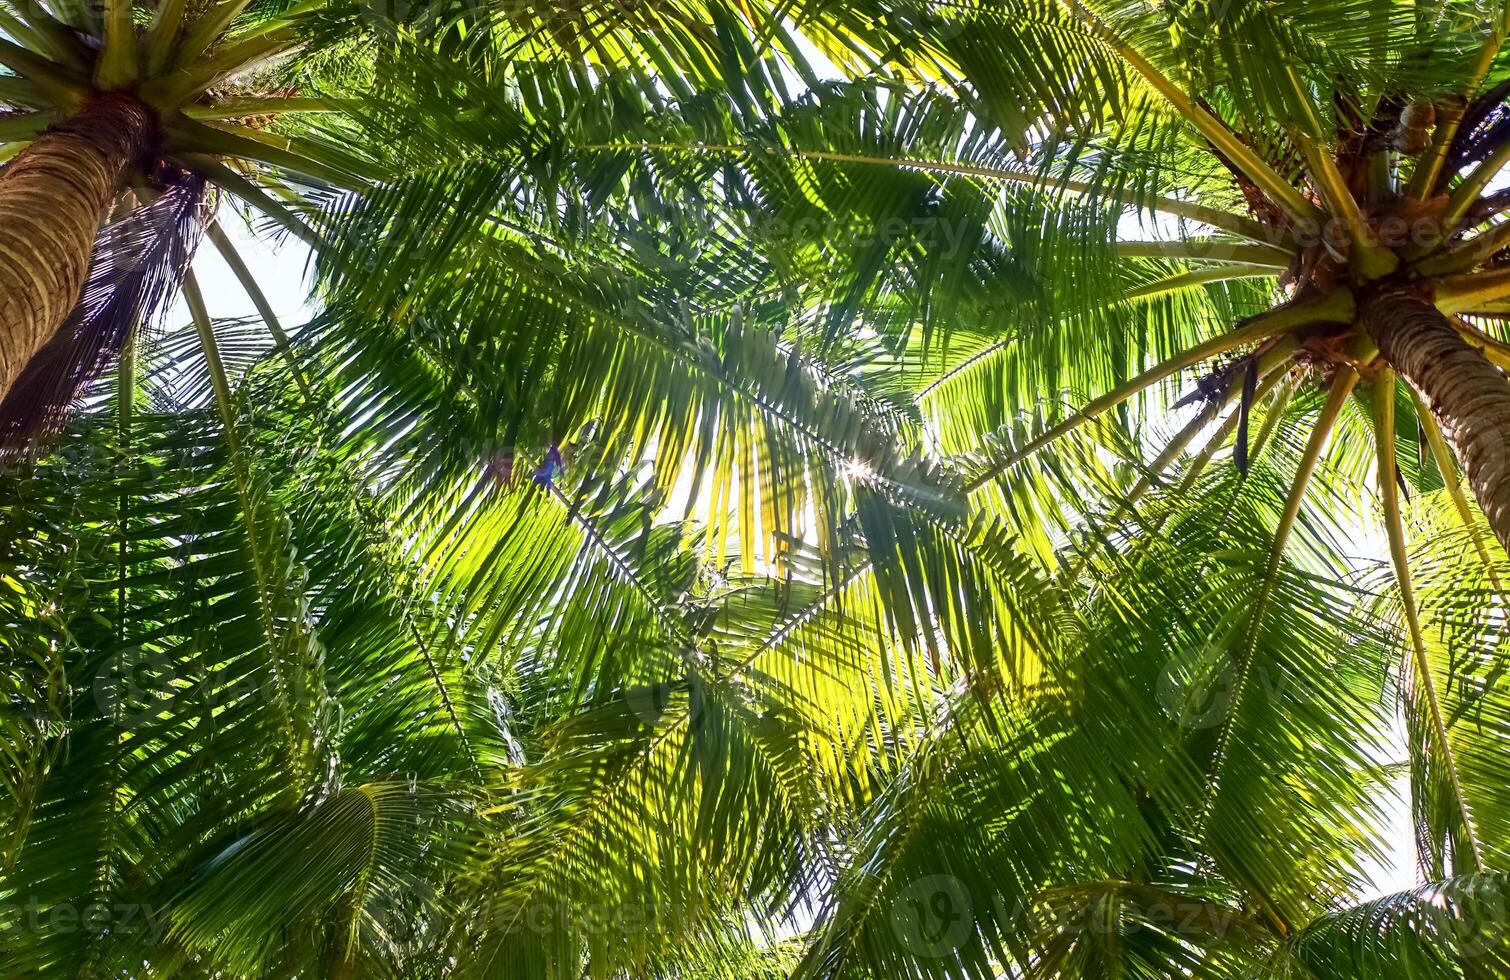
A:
<box><xmin>7</xmin><ymin>0</ymin><xmax>1510</xmax><ymax>978</ymax></box>
<box><xmin>0</xmin><ymin>0</ymin><xmax>402</xmax><ymax>426</ymax></box>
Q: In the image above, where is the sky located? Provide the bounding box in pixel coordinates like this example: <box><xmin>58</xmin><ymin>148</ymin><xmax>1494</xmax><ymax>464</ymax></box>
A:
<box><xmin>167</xmin><ymin>203</ymin><xmax>317</xmax><ymax>334</ymax></box>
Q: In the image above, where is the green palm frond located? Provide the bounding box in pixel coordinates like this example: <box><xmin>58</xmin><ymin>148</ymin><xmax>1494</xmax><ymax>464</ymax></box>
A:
<box><xmin>8</xmin><ymin>1</ymin><xmax>1510</xmax><ymax>977</ymax></box>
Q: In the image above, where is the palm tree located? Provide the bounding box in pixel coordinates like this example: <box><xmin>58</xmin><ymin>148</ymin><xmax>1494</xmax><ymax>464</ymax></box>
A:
<box><xmin>0</xmin><ymin>0</ymin><xmax>391</xmax><ymax>435</ymax></box>
<box><xmin>6</xmin><ymin>0</ymin><xmax>1510</xmax><ymax>978</ymax></box>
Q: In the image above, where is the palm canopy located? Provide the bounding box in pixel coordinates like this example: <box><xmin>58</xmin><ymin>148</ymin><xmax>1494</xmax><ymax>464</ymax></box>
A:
<box><xmin>6</xmin><ymin>0</ymin><xmax>1510</xmax><ymax>978</ymax></box>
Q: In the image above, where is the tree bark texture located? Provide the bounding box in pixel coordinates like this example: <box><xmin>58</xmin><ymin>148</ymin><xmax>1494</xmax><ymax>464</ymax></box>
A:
<box><xmin>0</xmin><ymin>94</ymin><xmax>153</xmax><ymax>402</ymax></box>
<box><xmin>1364</xmin><ymin>286</ymin><xmax>1510</xmax><ymax>555</ymax></box>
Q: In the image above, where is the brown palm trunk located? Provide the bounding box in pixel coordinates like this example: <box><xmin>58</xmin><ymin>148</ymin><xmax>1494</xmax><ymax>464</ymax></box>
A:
<box><xmin>0</xmin><ymin>93</ymin><xmax>154</xmax><ymax>402</ymax></box>
<box><xmin>1362</xmin><ymin>286</ymin><xmax>1510</xmax><ymax>554</ymax></box>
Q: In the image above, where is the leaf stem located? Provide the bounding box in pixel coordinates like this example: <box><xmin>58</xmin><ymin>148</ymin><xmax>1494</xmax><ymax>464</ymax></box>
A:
<box><xmin>95</xmin><ymin>0</ymin><xmax>138</xmax><ymax>88</ymax></box>
<box><xmin>1066</xmin><ymin>343</ymin><xmax>1296</xmax><ymax>579</ymax></box>
<box><xmin>204</xmin><ymin>220</ymin><xmax>316</xmax><ymax>401</ymax></box>
<box><xmin>1442</xmin><ymin>135</ymin><xmax>1510</xmax><ymax>234</ymax></box>
<box><xmin>1374</xmin><ymin>369</ymin><xmax>1485</xmax><ymax>872</ymax></box>
<box><xmin>1054</xmin><ymin>0</ymin><xmax>1322</xmax><ymax>226</ymax></box>
<box><xmin>183</xmin><ymin>268</ymin><xmax>307</xmax><ymax>789</ymax></box>
<box><xmin>1115</xmin><ymin>241</ymin><xmax>1292</xmax><ymax>266</ymax></box>
<box><xmin>144</xmin><ymin>0</ymin><xmax>189</xmax><ymax>74</ymax></box>
<box><xmin>1434</xmin><ymin>266</ymin><xmax>1510</xmax><ymax>312</ymax></box>
<box><xmin>1195</xmin><ymin>365</ymin><xmax>1358</xmax><ymax>935</ymax></box>
<box><xmin>1412</xmin><ymin>389</ymin><xmax>1505</xmax><ymax>592</ymax></box>
<box><xmin>1279</xmin><ymin>64</ymin><xmax>1397</xmax><ymax>277</ymax></box>
<box><xmin>583</xmin><ymin>141</ymin><xmax>1283</xmax><ymax>246</ymax></box>
<box><xmin>963</xmin><ymin>293</ymin><xmax>1351</xmax><ymax>493</ymax></box>
<box><xmin>1124</xmin><ymin>266</ymin><xmax>1276</xmax><ymax>300</ymax></box>
<box><xmin>1406</xmin><ymin>3</ymin><xmax>1510</xmax><ymax>200</ymax></box>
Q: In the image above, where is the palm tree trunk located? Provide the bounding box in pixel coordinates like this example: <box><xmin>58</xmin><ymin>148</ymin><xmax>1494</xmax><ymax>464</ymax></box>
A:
<box><xmin>1363</xmin><ymin>286</ymin><xmax>1510</xmax><ymax>554</ymax></box>
<box><xmin>0</xmin><ymin>93</ymin><xmax>153</xmax><ymax>402</ymax></box>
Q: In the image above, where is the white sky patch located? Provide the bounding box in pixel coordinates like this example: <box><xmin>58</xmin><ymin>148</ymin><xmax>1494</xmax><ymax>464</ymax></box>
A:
<box><xmin>168</xmin><ymin>202</ymin><xmax>318</xmax><ymax>331</ymax></box>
